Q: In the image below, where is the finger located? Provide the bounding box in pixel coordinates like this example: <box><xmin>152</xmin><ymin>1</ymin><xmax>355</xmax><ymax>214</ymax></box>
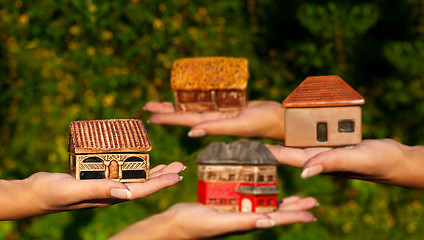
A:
<box><xmin>149</xmin><ymin>164</ymin><xmax>166</xmax><ymax>175</ymax></box>
<box><xmin>266</xmin><ymin>144</ymin><xmax>331</xmax><ymax>168</ymax></box>
<box><xmin>279</xmin><ymin>197</ymin><xmax>318</xmax><ymax>211</ymax></box>
<box><xmin>144</xmin><ymin>101</ymin><xmax>175</xmax><ymax>113</ymax></box>
<box><xmin>149</xmin><ymin>162</ymin><xmax>185</xmax><ymax>177</ymax></box>
<box><xmin>279</xmin><ymin>195</ymin><xmax>301</xmax><ymax>205</ymax></box>
<box><xmin>126</xmin><ymin>173</ymin><xmax>181</xmax><ymax>199</ymax></box>
<box><xmin>267</xmin><ymin>210</ymin><xmax>316</xmax><ymax>225</ymax></box>
<box><xmin>149</xmin><ymin>111</ymin><xmax>222</xmax><ymax>127</ymax></box>
<box><xmin>190</xmin><ymin>116</ymin><xmax>250</xmax><ymax>138</ymax></box>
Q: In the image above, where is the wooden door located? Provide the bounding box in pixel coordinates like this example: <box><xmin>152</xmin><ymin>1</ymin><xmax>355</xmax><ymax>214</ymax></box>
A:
<box><xmin>108</xmin><ymin>160</ymin><xmax>119</xmax><ymax>179</ymax></box>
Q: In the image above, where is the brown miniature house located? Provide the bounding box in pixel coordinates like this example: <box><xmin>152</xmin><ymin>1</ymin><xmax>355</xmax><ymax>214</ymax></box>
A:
<box><xmin>197</xmin><ymin>141</ymin><xmax>280</xmax><ymax>213</ymax></box>
<box><xmin>282</xmin><ymin>75</ymin><xmax>365</xmax><ymax>147</ymax></box>
<box><xmin>67</xmin><ymin>119</ymin><xmax>151</xmax><ymax>183</ymax></box>
<box><xmin>171</xmin><ymin>57</ymin><xmax>249</xmax><ymax>112</ymax></box>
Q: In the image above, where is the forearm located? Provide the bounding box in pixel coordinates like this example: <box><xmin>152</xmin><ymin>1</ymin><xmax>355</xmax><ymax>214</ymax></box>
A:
<box><xmin>0</xmin><ymin>178</ymin><xmax>42</xmax><ymax>220</ymax></box>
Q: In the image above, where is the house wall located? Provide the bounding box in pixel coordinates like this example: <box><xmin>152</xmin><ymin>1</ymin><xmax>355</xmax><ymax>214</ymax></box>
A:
<box><xmin>174</xmin><ymin>90</ymin><xmax>246</xmax><ymax>112</ymax></box>
<box><xmin>75</xmin><ymin>153</ymin><xmax>149</xmax><ymax>183</ymax></box>
<box><xmin>285</xmin><ymin>106</ymin><xmax>362</xmax><ymax>147</ymax></box>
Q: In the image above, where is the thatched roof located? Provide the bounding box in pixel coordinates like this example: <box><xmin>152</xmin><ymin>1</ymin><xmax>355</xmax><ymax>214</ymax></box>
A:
<box><xmin>282</xmin><ymin>75</ymin><xmax>365</xmax><ymax>107</ymax></box>
<box><xmin>196</xmin><ymin>141</ymin><xmax>277</xmax><ymax>165</ymax></box>
<box><xmin>171</xmin><ymin>57</ymin><xmax>249</xmax><ymax>90</ymax></box>
<box><xmin>68</xmin><ymin>119</ymin><xmax>151</xmax><ymax>154</ymax></box>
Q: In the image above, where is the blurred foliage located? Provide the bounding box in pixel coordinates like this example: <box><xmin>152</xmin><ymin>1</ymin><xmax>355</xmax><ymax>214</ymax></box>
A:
<box><xmin>1</xmin><ymin>0</ymin><xmax>424</xmax><ymax>239</ymax></box>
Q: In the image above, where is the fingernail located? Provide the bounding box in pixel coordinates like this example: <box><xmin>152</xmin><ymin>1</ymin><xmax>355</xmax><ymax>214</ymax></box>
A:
<box><xmin>187</xmin><ymin>129</ymin><xmax>206</xmax><ymax>137</ymax></box>
<box><xmin>255</xmin><ymin>219</ymin><xmax>275</xmax><ymax>229</ymax></box>
<box><xmin>313</xmin><ymin>218</ymin><xmax>317</xmax><ymax>222</ymax></box>
<box><xmin>181</xmin><ymin>166</ymin><xmax>187</xmax><ymax>172</ymax></box>
<box><xmin>143</xmin><ymin>106</ymin><xmax>146</xmax><ymax>110</ymax></box>
<box><xmin>301</xmin><ymin>165</ymin><xmax>323</xmax><ymax>179</ymax></box>
<box><xmin>179</xmin><ymin>176</ymin><xmax>184</xmax><ymax>181</ymax></box>
<box><xmin>147</xmin><ymin>119</ymin><xmax>150</xmax><ymax>124</ymax></box>
<box><xmin>111</xmin><ymin>188</ymin><xmax>132</xmax><ymax>200</ymax></box>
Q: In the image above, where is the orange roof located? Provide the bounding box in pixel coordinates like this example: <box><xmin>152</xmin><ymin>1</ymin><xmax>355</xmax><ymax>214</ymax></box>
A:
<box><xmin>68</xmin><ymin>119</ymin><xmax>151</xmax><ymax>154</ymax></box>
<box><xmin>282</xmin><ymin>75</ymin><xmax>365</xmax><ymax>107</ymax></box>
<box><xmin>171</xmin><ymin>57</ymin><xmax>249</xmax><ymax>90</ymax></box>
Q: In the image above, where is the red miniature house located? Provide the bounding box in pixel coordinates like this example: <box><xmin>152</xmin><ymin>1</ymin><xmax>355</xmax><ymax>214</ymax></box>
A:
<box><xmin>171</xmin><ymin>57</ymin><xmax>249</xmax><ymax>112</ymax></box>
<box><xmin>197</xmin><ymin>141</ymin><xmax>280</xmax><ymax>213</ymax></box>
<box><xmin>67</xmin><ymin>119</ymin><xmax>151</xmax><ymax>183</ymax></box>
<box><xmin>282</xmin><ymin>75</ymin><xmax>365</xmax><ymax>147</ymax></box>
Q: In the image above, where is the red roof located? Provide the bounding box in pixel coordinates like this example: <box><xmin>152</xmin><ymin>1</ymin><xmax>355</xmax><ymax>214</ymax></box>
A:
<box><xmin>282</xmin><ymin>75</ymin><xmax>365</xmax><ymax>107</ymax></box>
<box><xmin>68</xmin><ymin>119</ymin><xmax>151</xmax><ymax>154</ymax></box>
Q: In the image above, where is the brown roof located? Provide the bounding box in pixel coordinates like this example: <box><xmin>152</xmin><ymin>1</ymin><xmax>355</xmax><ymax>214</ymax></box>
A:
<box><xmin>67</xmin><ymin>119</ymin><xmax>151</xmax><ymax>154</ymax></box>
<box><xmin>282</xmin><ymin>75</ymin><xmax>365</xmax><ymax>107</ymax></box>
<box><xmin>171</xmin><ymin>57</ymin><xmax>249</xmax><ymax>90</ymax></box>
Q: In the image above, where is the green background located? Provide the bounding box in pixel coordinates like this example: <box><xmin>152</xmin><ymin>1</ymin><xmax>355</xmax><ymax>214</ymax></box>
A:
<box><xmin>1</xmin><ymin>0</ymin><xmax>424</xmax><ymax>239</ymax></box>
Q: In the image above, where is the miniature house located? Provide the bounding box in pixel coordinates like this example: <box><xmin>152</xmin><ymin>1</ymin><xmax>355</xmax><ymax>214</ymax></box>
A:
<box><xmin>282</xmin><ymin>75</ymin><xmax>365</xmax><ymax>147</ymax></box>
<box><xmin>197</xmin><ymin>141</ymin><xmax>280</xmax><ymax>213</ymax></box>
<box><xmin>171</xmin><ymin>57</ymin><xmax>249</xmax><ymax>112</ymax></box>
<box><xmin>67</xmin><ymin>119</ymin><xmax>151</xmax><ymax>183</ymax></box>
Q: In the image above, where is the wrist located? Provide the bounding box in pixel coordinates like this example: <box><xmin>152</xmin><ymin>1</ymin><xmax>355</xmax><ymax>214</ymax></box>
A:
<box><xmin>402</xmin><ymin>145</ymin><xmax>424</xmax><ymax>189</ymax></box>
<box><xmin>109</xmin><ymin>210</ymin><xmax>177</xmax><ymax>240</ymax></box>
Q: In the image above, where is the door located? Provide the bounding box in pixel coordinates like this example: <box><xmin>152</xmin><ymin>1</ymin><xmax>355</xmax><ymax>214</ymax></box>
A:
<box><xmin>108</xmin><ymin>160</ymin><xmax>119</xmax><ymax>179</ymax></box>
<box><xmin>241</xmin><ymin>198</ymin><xmax>252</xmax><ymax>212</ymax></box>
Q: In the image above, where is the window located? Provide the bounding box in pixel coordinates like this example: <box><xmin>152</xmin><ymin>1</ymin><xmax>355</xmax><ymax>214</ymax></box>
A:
<box><xmin>207</xmin><ymin>172</ymin><xmax>217</xmax><ymax>180</ymax></box>
<box><xmin>220</xmin><ymin>199</ymin><xmax>226</xmax><ymax>205</ymax></box>
<box><xmin>179</xmin><ymin>91</ymin><xmax>197</xmax><ymax>102</ymax></box>
<box><xmin>259</xmin><ymin>200</ymin><xmax>265</xmax><ymax>206</ymax></box>
<box><xmin>247</xmin><ymin>175</ymin><xmax>254</xmax><ymax>182</ymax></box>
<box><xmin>122</xmin><ymin>170</ymin><xmax>146</xmax><ymax>179</ymax></box>
<box><xmin>80</xmin><ymin>171</ymin><xmax>105</xmax><ymax>179</ymax></box>
<box><xmin>338</xmin><ymin>119</ymin><xmax>355</xmax><ymax>132</ymax></box>
<box><xmin>268</xmin><ymin>175</ymin><xmax>274</xmax><ymax>182</ymax></box>
<box><xmin>198</xmin><ymin>91</ymin><xmax>211</xmax><ymax>102</ymax></box>
<box><xmin>317</xmin><ymin>122</ymin><xmax>328</xmax><ymax>142</ymax></box>
<box><xmin>268</xmin><ymin>199</ymin><xmax>274</xmax><ymax>206</ymax></box>
<box><xmin>122</xmin><ymin>157</ymin><xmax>146</xmax><ymax>179</ymax></box>
<box><xmin>229</xmin><ymin>174</ymin><xmax>236</xmax><ymax>181</ymax></box>
<box><xmin>258</xmin><ymin>175</ymin><xmax>264</xmax><ymax>182</ymax></box>
<box><xmin>229</xmin><ymin>199</ymin><xmax>236</xmax><ymax>205</ymax></box>
<box><xmin>80</xmin><ymin>157</ymin><xmax>105</xmax><ymax>180</ymax></box>
<box><xmin>210</xmin><ymin>199</ymin><xmax>217</xmax><ymax>205</ymax></box>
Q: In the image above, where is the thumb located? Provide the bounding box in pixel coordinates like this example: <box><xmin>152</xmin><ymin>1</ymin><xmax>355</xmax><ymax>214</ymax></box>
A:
<box><xmin>69</xmin><ymin>179</ymin><xmax>132</xmax><ymax>201</ymax></box>
<box><xmin>300</xmin><ymin>147</ymin><xmax>356</xmax><ymax>179</ymax></box>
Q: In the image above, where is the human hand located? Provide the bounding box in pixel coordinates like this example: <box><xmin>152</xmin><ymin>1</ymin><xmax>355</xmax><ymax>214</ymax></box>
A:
<box><xmin>0</xmin><ymin>162</ymin><xmax>184</xmax><ymax>220</ymax></box>
<box><xmin>144</xmin><ymin>100</ymin><xmax>285</xmax><ymax>140</ymax></box>
<box><xmin>267</xmin><ymin>139</ymin><xmax>424</xmax><ymax>188</ymax></box>
<box><xmin>109</xmin><ymin>195</ymin><xmax>317</xmax><ymax>240</ymax></box>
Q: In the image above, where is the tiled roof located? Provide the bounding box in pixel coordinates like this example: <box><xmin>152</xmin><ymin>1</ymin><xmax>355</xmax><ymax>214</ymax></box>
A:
<box><xmin>171</xmin><ymin>57</ymin><xmax>249</xmax><ymax>90</ymax></box>
<box><xmin>68</xmin><ymin>119</ymin><xmax>151</xmax><ymax>154</ymax></box>
<box><xmin>196</xmin><ymin>141</ymin><xmax>278</xmax><ymax>165</ymax></box>
<box><xmin>282</xmin><ymin>75</ymin><xmax>365</xmax><ymax>107</ymax></box>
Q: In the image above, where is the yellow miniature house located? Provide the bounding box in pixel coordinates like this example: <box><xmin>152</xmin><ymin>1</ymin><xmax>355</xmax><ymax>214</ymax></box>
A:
<box><xmin>67</xmin><ymin>119</ymin><xmax>151</xmax><ymax>182</ymax></box>
<box><xmin>282</xmin><ymin>75</ymin><xmax>365</xmax><ymax>147</ymax></box>
<box><xmin>171</xmin><ymin>57</ymin><xmax>249</xmax><ymax>112</ymax></box>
